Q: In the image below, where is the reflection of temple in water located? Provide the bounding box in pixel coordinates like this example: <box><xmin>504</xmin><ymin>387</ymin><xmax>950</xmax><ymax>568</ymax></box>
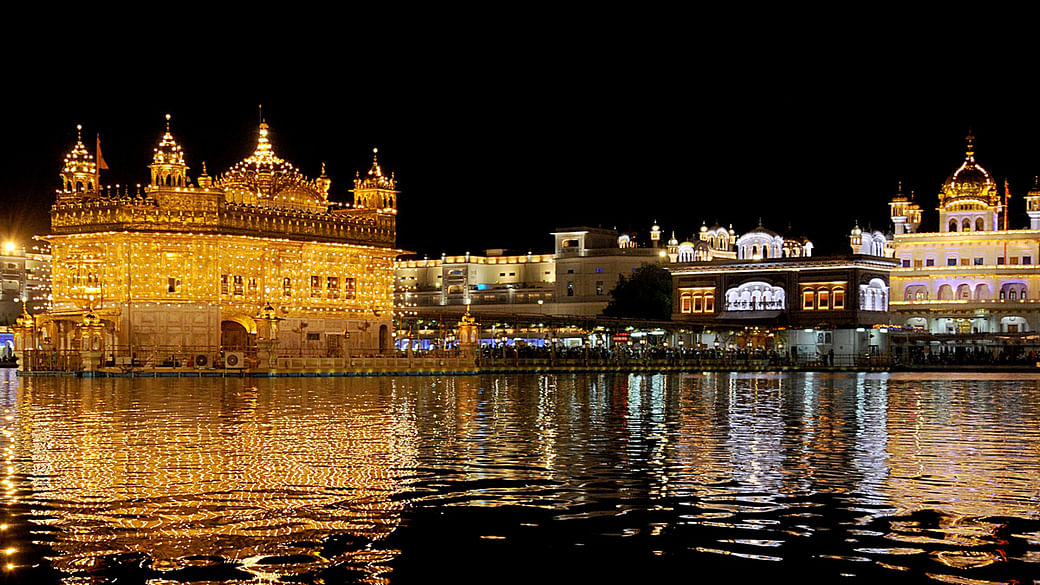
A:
<box><xmin>16</xmin><ymin>376</ymin><xmax>420</xmax><ymax>575</ymax></box>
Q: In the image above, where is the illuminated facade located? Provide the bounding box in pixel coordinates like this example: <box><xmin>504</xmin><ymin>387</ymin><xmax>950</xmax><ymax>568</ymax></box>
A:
<box><xmin>888</xmin><ymin>133</ymin><xmax>1040</xmax><ymax>334</ymax></box>
<box><xmin>671</xmin><ymin>254</ymin><xmax>895</xmax><ymax>357</ymax></box>
<box><xmin>395</xmin><ymin>226</ymin><xmax>670</xmax><ymax>320</ymax></box>
<box><xmin>0</xmin><ymin>242</ymin><xmax>51</xmax><ymax>325</ymax></box>
<box><xmin>37</xmin><ymin>118</ymin><xmax>399</xmax><ymax>363</ymax></box>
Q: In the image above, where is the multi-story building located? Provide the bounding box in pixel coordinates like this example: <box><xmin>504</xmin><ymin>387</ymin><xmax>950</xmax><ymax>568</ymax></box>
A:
<box><xmin>670</xmin><ymin>223</ymin><xmax>895</xmax><ymax>359</ymax></box>
<box><xmin>0</xmin><ymin>241</ymin><xmax>51</xmax><ymax>324</ymax></box>
<box><xmin>888</xmin><ymin>133</ymin><xmax>1040</xmax><ymax>336</ymax></box>
<box><xmin>395</xmin><ymin>226</ymin><xmax>670</xmax><ymax>321</ymax></box>
<box><xmin>34</xmin><ymin>117</ymin><xmax>399</xmax><ymax>362</ymax></box>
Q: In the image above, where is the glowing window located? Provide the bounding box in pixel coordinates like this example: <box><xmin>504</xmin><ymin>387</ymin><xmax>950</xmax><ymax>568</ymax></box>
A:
<box><xmin>803</xmin><ymin>291</ymin><xmax>814</xmax><ymax>309</ymax></box>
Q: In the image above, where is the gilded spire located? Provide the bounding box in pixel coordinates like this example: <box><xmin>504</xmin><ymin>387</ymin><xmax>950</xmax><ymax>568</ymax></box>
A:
<box><xmin>152</xmin><ymin>114</ymin><xmax>185</xmax><ymax>166</ymax></box>
<box><xmin>354</xmin><ymin>147</ymin><xmax>396</xmax><ymax>190</ymax></box>
<box><xmin>965</xmin><ymin>129</ymin><xmax>975</xmax><ymax>160</ymax></box>
<box><xmin>61</xmin><ymin>124</ymin><xmax>98</xmax><ymax>193</ymax></box>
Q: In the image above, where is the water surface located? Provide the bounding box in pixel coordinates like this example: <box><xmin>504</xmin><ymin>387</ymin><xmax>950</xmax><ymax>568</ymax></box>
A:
<box><xmin>2</xmin><ymin>370</ymin><xmax>1039</xmax><ymax>583</ymax></box>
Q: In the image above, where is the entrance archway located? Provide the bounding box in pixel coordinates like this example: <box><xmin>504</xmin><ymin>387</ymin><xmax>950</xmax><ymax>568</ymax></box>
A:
<box><xmin>221</xmin><ymin>321</ymin><xmax>253</xmax><ymax>351</ymax></box>
<box><xmin>379</xmin><ymin>324</ymin><xmax>389</xmax><ymax>354</ymax></box>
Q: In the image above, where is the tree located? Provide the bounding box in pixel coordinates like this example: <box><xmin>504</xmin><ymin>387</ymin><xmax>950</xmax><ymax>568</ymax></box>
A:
<box><xmin>602</xmin><ymin>263</ymin><xmax>672</xmax><ymax>320</ymax></box>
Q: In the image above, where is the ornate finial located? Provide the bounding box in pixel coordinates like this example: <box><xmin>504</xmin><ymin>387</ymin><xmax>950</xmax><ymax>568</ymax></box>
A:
<box><xmin>259</xmin><ymin>104</ymin><xmax>264</xmax><ymax>123</ymax></box>
<box><xmin>965</xmin><ymin>128</ymin><xmax>975</xmax><ymax>159</ymax></box>
<box><xmin>321</xmin><ymin>162</ymin><xmax>327</xmax><ymax>176</ymax></box>
<box><xmin>165</xmin><ymin>113</ymin><xmax>171</xmax><ymax>131</ymax></box>
<box><xmin>76</xmin><ymin>124</ymin><xmax>83</xmax><ymax>142</ymax></box>
<box><xmin>758</xmin><ymin>217</ymin><xmax>763</xmax><ymax>227</ymax></box>
<box><xmin>201</xmin><ymin>161</ymin><xmax>208</xmax><ymax>175</ymax></box>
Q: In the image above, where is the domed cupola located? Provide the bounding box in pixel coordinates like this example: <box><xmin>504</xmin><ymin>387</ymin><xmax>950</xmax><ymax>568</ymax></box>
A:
<box><xmin>59</xmin><ymin>124</ymin><xmax>99</xmax><ymax>197</ymax></box>
<box><xmin>351</xmin><ymin>148</ymin><xmax>398</xmax><ymax>211</ymax></box>
<box><xmin>218</xmin><ymin>115</ymin><xmax>330</xmax><ymax>212</ymax></box>
<box><xmin>147</xmin><ymin>114</ymin><xmax>189</xmax><ymax>190</ymax></box>
<box><xmin>939</xmin><ymin>131</ymin><xmax>998</xmax><ymax>210</ymax></box>
<box><xmin>1026</xmin><ymin>176</ymin><xmax>1040</xmax><ymax>229</ymax></box>
<box><xmin>937</xmin><ymin>131</ymin><xmax>1002</xmax><ymax>232</ymax></box>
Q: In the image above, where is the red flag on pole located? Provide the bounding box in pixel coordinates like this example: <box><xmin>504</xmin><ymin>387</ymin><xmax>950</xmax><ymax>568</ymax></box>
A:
<box><xmin>1004</xmin><ymin>178</ymin><xmax>1010</xmax><ymax>231</ymax></box>
<box><xmin>96</xmin><ymin>133</ymin><xmax>109</xmax><ymax>171</ymax></box>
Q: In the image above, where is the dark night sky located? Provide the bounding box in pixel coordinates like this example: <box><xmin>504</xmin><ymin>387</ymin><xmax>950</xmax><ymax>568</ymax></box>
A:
<box><xmin>3</xmin><ymin>22</ymin><xmax>1038</xmax><ymax>258</ymax></box>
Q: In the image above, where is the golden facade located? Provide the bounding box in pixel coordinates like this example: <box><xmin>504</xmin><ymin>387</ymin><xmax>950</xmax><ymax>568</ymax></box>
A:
<box><xmin>40</xmin><ymin>117</ymin><xmax>400</xmax><ymax>360</ymax></box>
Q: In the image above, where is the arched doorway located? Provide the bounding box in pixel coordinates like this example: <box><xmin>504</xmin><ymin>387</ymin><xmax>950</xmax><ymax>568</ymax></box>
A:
<box><xmin>379</xmin><ymin>324</ymin><xmax>389</xmax><ymax>354</ymax></box>
<box><xmin>221</xmin><ymin>321</ymin><xmax>252</xmax><ymax>351</ymax></box>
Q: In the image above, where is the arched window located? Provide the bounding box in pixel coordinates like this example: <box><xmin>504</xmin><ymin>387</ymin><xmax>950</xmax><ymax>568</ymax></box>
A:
<box><xmin>949</xmin><ymin>219</ymin><xmax>958</xmax><ymax>232</ymax></box>
<box><xmin>937</xmin><ymin>284</ymin><xmax>953</xmax><ymax>300</ymax></box>
<box><xmin>962</xmin><ymin>218</ymin><xmax>971</xmax><ymax>231</ymax></box>
<box><xmin>976</xmin><ymin>218</ymin><xmax>984</xmax><ymax>231</ymax></box>
<box><xmin>957</xmin><ymin>284</ymin><xmax>971</xmax><ymax>299</ymax></box>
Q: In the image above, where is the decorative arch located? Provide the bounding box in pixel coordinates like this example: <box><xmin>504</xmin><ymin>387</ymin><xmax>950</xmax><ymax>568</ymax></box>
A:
<box><xmin>904</xmin><ymin>284</ymin><xmax>928</xmax><ymax>301</ymax></box>
<box><xmin>725</xmin><ymin>281</ymin><xmax>785</xmax><ymax>311</ymax></box>
<box><xmin>975</xmin><ymin>217</ymin><xmax>984</xmax><ymax>231</ymax></box>
<box><xmin>860</xmin><ymin>278</ymin><xmax>890</xmax><ymax>311</ymax></box>
<box><xmin>937</xmin><ymin>284</ymin><xmax>953</xmax><ymax>300</ymax></box>
<box><xmin>222</xmin><ymin>313</ymin><xmax>258</xmax><ymax>335</ymax></box>
<box><xmin>949</xmin><ymin>219</ymin><xmax>958</xmax><ymax>232</ymax></box>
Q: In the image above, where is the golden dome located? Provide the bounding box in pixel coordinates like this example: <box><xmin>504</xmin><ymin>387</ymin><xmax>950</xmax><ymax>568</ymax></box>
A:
<box><xmin>355</xmin><ymin>148</ymin><xmax>396</xmax><ymax>191</ymax></box>
<box><xmin>940</xmin><ymin>132</ymin><xmax>997</xmax><ymax>208</ymax></box>
<box><xmin>152</xmin><ymin>114</ymin><xmax>185</xmax><ymax>166</ymax></box>
<box><xmin>62</xmin><ymin>125</ymin><xmax>97</xmax><ymax>177</ymax></box>
<box><xmin>219</xmin><ymin>121</ymin><xmax>329</xmax><ymax>212</ymax></box>
<box><xmin>1028</xmin><ymin>176</ymin><xmax>1040</xmax><ymax>198</ymax></box>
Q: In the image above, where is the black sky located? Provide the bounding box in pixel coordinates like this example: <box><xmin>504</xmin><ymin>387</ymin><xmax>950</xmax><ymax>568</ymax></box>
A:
<box><xmin>4</xmin><ymin>21</ymin><xmax>1038</xmax><ymax>258</ymax></box>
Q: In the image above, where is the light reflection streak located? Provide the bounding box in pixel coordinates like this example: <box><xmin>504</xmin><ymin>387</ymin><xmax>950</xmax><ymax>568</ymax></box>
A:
<box><xmin>2</xmin><ymin>370</ymin><xmax>1039</xmax><ymax>582</ymax></box>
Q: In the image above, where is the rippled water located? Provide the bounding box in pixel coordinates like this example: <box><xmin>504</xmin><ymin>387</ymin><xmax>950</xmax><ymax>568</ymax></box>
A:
<box><xmin>2</xmin><ymin>369</ymin><xmax>1039</xmax><ymax>583</ymax></box>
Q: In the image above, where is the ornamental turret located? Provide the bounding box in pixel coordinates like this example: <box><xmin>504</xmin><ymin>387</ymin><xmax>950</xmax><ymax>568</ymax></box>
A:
<box><xmin>59</xmin><ymin>125</ymin><xmax>100</xmax><ymax>199</ymax></box>
<box><xmin>351</xmin><ymin>148</ymin><xmax>397</xmax><ymax>211</ymax></box>
<box><xmin>316</xmin><ymin>162</ymin><xmax>331</xmax><ymax>196</ymax></box>
<box><xmin>147</xmin><ymin>114</ymin><xmax>189</xmax><ymax>191</ymax></box>
<box><xmin>849</xmin><ymin>221</ymin><xmax>863</xmax><ymax>252</ymax></box>
<box><xmin>667</xmin><ymin>231</ymin><xmax>679</xmax><ymax>262</ymax></box>
<box><xmin>650</xmin><ymin>221</ymin><xmax>661</xmax><ymax>246</ymax></box>
<box><xmin>889</xmin><ymin>182</ymin><xmax>921</xmax><ymax>235</ymax></box>
<box><xmin>1026</xmin><ymin>177</ymin><xmax>1040</xmax><ymax>229</ymax></box>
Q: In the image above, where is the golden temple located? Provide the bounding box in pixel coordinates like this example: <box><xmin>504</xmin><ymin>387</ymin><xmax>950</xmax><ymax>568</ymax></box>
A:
<box><xmin>33</xmin><ymin>114</ymin><xmax>401</xmax><ymax>366</ymax></box>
